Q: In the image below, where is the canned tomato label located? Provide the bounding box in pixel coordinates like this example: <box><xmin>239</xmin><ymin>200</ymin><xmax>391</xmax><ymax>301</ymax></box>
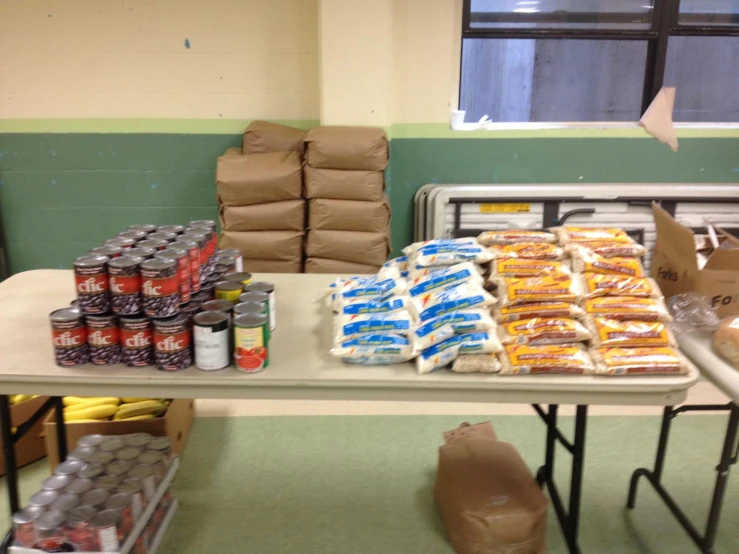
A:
<box><xmin>119</xmin><ymin>316</ymin><xmax>153</xmax><ymax>367</ymax></box>
<box><xmin>74</xmin><ymin>255</ymin><xmax>110</xmax><ymax>314</ymax></box>
<box><xmin>215</xmin><ymin>280</ymin><xmax>243</xmax><ymax>302</ymax></box>
<box><xmin>153</xmin><ymin>315</ymin><xmax>192</xmax><ymax>371</ymax></box>
<box><xmin>51</xmin><ymin>309</ymin><xmax>89</xmax><ymax>367</ymax></box>
<box><xmin>245</xmin><ymin>282</ymin><xmax>276</xmax><ymax>331</ymax></box>
<box><xmin>172</xmin><ymin>240</ymin><xmax>201</xmax><ymax>293</ymax></box>
<box><xmin>193</xmin><ymin>311</ymin><xmax>230</xmax><ymax>371</ymax></box>
<box><xmin>140</xmin><ymin>258</ymin><xmax>180</xmax><ymax>317</ymax></box>
<box><xmin>233</xmin><ymin>314</ymin><xmax>269</xmax><ymax>373</ymax></box>
<box><xmin>108</xmin><ymin>255</ymin><xmax>143</xmax><ymax>315</ymax></box>
<box><xmin>86</xmin><ymin>314</ymin><xmax>121</xmax><ymax>365</ymax></box>
<box><xmin>156</xmin><ymin>248</ymin><xmax>191</xmax><ymax>304</ymax></box>
<box><xmin>217</xmin><ymin>249</ymin><xmax>243</xmax><ymax>272</ymax></box>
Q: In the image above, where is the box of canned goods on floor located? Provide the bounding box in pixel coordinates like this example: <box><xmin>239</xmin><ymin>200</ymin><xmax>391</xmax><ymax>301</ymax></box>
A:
<box><xmin>10</xmin><ymin>433</ymin><xmax>180</xmax><ymax>554</ymax></box>
<box><xmin>43</xmin><ymin>400</ymin><xmax>194</xmax><ymax>468</ymax></box>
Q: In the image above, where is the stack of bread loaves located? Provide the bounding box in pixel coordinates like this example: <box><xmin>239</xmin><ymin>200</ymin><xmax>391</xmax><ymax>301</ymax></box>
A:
<box><xmin>304</xmin><ymin>126</ymin><xmax>391</xmax><ymax>274</ymax></box>
<box><xmin>216</xmin><ymin>121</ymin><xmax>306</xmax><ymax>273</ymax></box>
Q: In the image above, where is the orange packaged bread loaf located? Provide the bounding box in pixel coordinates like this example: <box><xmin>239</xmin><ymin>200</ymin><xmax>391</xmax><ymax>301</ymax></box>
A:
<box><xmin>551</xmin><ymin>226</ymin><xmax>633</xmax><ymax>244</ymax></box>
<box><xmin>586</xmin><ymin>317</ymin><xmax>676</xmax><ymax>348</ymax></box>
<box><xmin>496</xmin><ymin>275</ymin><xmax>583</xmax><ymax>307</ymax></box>
<box><xmin>582</xmin><ymin>274</ymin><xmax>662</xmax><ymax>299</ymax></box>
<box><xmin>500</xmin><ymin>344</ymin><xmax>595</xmax><ymax>375</ymax></box>
<box><xmin>489</xmin><ymin>258</ymin><xmax>571</xmax><ymax>278</ymax></box>
<box><xmin>570</xmin><ymin>247</ymin><xmax>644</xmax><ymax>278</ymax></box>
<box><xmin>488</xmin><ymin>243</ymin><xmax>564</xmax><ymax>260</ymax></box>
<box><xmin>495</xmin><ymin>301</ymin><xmax>584</xmax><ymax>323</ymax></box>
<box><xmin>592</xmin><ymin>347</ymin><xmax>692</xmax><ymax>376</ymax></box>
<box><xmin>477</xmin><ymin>230</ymin><xmax>556</xmax><ymax>246</ymax></box>
<box><xmin>498</xmin><ymin>318</ymin><xmax>591</xmax><ymax>345</ymax></box>
<box><xmin>582</xmin><ymin>296</ymin><xmax>671</xmax><ymax>321</ymax></box>
<box><xmin>565</xmin><ymin>240</ymin><xmax>646</xmax><ymax>258</ymax></box>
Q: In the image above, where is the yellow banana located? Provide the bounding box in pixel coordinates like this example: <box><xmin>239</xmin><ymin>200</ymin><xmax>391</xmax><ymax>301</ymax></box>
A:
<box><xmin>64</xmin><ymin>398</ymin><xmax>120</xmax><ymax>413</ymax></box>
<box><xmin>114</xmin><ymin>400</ymin><xmax>166</xmax><ymax>420</ymax></box>
<box><xmin>12</xmin><ymin>395</ymin><xmax>32</xmax><ymax>405</ymax></box>
<box><xmin>64</xmin><ymin>396</ymin><xmax>120</xmax><ymax>407</ymax></box>
<box><xmin>116</xmin><ymin>414</ymin><xmax>157</xmax><ymax>421</ymax></box>
<box><xmin>64</xmin><ymin>405</ymin><xmax>118</xmax><ymax>421</ymax></box>
<box><xmin>64</xmin><ymin>419</ymin><xmax>111</xmax><ymax>424</ymax></box>
<box><xmin>121</xmin><ymin>397</ymin><xmax>156</xmax><ymax>404</ymax></box>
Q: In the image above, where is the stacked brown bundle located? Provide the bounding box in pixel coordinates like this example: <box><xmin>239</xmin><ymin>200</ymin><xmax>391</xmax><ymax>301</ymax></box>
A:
<box><xmin>216</xmin><ymin>122</ymin><xmax>307</xmax><ymax>273</ymax></box>
<box><xmin>304</xmin><ymin>126</ymin><xmax>391</xmax><ymax>274</ymax></box>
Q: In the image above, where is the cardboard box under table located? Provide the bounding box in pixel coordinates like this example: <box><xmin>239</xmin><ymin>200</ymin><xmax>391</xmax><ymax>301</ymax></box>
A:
<box><xmin>0</xmin><ymin>396</ymin><xmax>49</xmax><ymax>476</ymax></box>
<box><xmin>44</xmin><ymin>398</ymin><xmax>195</xmax><ymax>467</ymax></box>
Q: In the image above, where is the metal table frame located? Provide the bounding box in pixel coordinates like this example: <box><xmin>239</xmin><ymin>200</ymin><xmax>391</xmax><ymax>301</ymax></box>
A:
<box><xmin>627</xmin><ymin>402</ymin><xmax>739</xmax><ymax>554</ymax></box>
<box><xmin>0</xmin><ymin>395</ymin><xmax>67</xmax><ymax>552</ymax></box>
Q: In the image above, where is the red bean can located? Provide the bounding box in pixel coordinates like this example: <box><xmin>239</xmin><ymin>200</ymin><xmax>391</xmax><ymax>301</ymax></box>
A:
<box><xmin>64</xmin><ymin>506</ymin><xmax>97</xmax><ymax>551</ymax></box>
<box><xmin>137</xmin><ymin>239</ymin><xmax>168</xmax><ymax>252</ymax></box>
<box><xmin>104</xmin><ymin>237</ymin><xmax>135</xmax><ymax>250</ymax></box>
<box><xmin>156</xmin><ymin>248</ymin><xmax>191</xmax><ymax>304</ymax></box>
<box><xmin>217</xmin><ymin>248</ymin><xmax>243</xmax><ymax>273</ymax></box>
<box><xmin>181</xmin><ymin>232</ymin><xmax>209</xmax><ymax>282</ymax></box>
<box><xmin>149</xmin><ymin>231</ymin><xmax>177</xmax><ymax>243</ymax></box>
<box><xmin>153</xmin><ymin>315</ymin><xmax>192</xmax><ymax>371</ymax></box>
<box><xmin>157</xmin><ymin>224</ymin><xmax>185</xmax><ymax>235</ymax></box>
<box><xmin>108</xmin><ymin>255</ymin><xmax>143</xmax><ymax>315</ymax></box>
<box><xmin>90</xmin><ymin>245</ymin><xmax>123</xmax><ymax>259</ymax></box>
<box><xmin>86</xmin><ymin>314</ymin><xmax>121</xmax><ymax>365</ymax></box>
<box><xmin>119</xmin><ymin>315</ymin><xmax>153</xmax><ymax>367</ymax></box>
<box><xmin>74</xmin><ymin>255</ymin><xmax>110</xmax><ymax>314</ymax></box>
<box><xmin>188</xmin><ymin>223</ymin><xmax>217</xmax><ymax>274</ymax></box>
<box><xmin>117</xmin><ymin>478</ymin><xmax>146</xmax><ymax>520</ymax></box>
<box><xmin>117</xmin><ymin>229</ymin><xmax>147</xmax><ymax>242</ymax></box>
<box><xmin>126</xmin><ymin>246</ymin><xmax>156</xmax><ymax>260</ymax></box>
<box><xmin>91</xmin><ymin>509</ymin><xmax>121</xmax><ymax>551</ymax></box>
<box><xmin>172</xmin><ymin>240</ymin><xmax>201</xmax><ymax>293</ymax></box>
<box><xmin>51</xmin><ymin>308</ymin><xmax>89</xmax><ymax>367</ymax></box>
<box><xmin>140</xmin><ymin>258</ymin><xmax>180</xmax><ymax>317</ymax></box>
<box><xmin>13</xmin><ymin>507</ymin><xmax>43</xmax><ymax>548</ymax></box>
<box><xmin>105</xmin><ymin>493</ymin><xmax>134</xmax><ymax>537</ymax></box>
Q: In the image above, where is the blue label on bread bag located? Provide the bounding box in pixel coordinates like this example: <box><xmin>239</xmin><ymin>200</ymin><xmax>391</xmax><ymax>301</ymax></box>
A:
<box><xmin>438</xmin><ymin>311</ymin><xmax>483</xmax><ymax>332</ymax></box>
<box><xmin>414</xmin><ymin>317</ymin><xmax>447</xmax><ymax>338</ymax></box>
<box><xmin>408</xmin><ymin>266</ymin><xmax>476</xmax><ymax>297</ymax></box>
<box><xmin>342</xmin><ymin>297</ymin><xmax>406</xmax><ymax>315</ymax></box>
<box><xmin>453</xmin><ymin>332</ymin><xmax>492</xmax><ymax>353</ymax></box>
<box><xmin>419</xmin><ymin>296</ymin><xmax>486</xmax><ymax>321</ymax></box>
<box><xmin>341</xmin><ymin>314</ymin><xmax>411</xmax><ymax>336</ymax></box>
<box><xmin>341</xmin><ymin>335</ymin><xmax>410</xmax><ymax>347</ymax></box>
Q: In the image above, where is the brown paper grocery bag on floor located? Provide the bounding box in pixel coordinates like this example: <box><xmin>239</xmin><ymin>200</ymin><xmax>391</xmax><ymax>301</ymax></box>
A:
<box><xmin>435</xmin><ymin>422</ymin><xmax>548</xmax><ymax>554</ymax></box>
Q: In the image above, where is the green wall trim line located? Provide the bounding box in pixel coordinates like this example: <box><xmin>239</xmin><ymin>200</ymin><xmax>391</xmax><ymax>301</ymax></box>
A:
<box><xmin>3</xmin><ymin>120</ymin><xmax>739</xmax><ymax>138</ymax></box>
<box><xmin>389</xmin><ymin>123</ymin><xmax>739</xmax><ymax>139</ymax></box>
<box><xmin>0</xmin><ymin>119</ymin><xmax>320</xmax><ymax>134</ymax></box>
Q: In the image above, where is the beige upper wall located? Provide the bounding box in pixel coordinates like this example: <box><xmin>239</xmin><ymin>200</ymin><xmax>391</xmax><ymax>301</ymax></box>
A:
<box><xmin>0</xmin><ymin>0</ymin><xmax>320</xmax><ymax>119</ymax></box>
<box><xmin>0</xmin><ymin>0</ymin><xmax>458</xmax><ymax>125</ymax></box>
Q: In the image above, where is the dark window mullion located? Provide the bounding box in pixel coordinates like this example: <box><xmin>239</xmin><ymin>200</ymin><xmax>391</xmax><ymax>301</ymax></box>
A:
<box><xmin>641</xmin><ymin>0</ymin><xmax>678</xmax><ymax>114</ymax></box>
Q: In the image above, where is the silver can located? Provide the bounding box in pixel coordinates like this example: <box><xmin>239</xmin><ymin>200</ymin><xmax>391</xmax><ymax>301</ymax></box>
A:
<box><xmin>41</xmin><ymin>474</ymin><xmax>72</xmax><ymax>493</ymax></box>
<box><xmin>193</xmin><ymin>310</ymin><xmax>230</xmax><ymax>371</ymax></box>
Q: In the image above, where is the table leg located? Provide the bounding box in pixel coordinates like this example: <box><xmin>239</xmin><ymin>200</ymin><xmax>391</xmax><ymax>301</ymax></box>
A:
<box><xmin>0</xmin><ymin>395</ymin><xmax>19</xmax><ymax>516</ymax></box>
<box><xmin>532</xmin><ymin>404</ymin><xmax>588</xmax><ymax>554</ymax></box>
<box><xmin>53</xmin><ymin>396</ymin><xmax>68</xmax><ymax>463</ymax></box>
<box><xmin>626</xmin><ymin>403</ymin><xmax>739</xmax><ymax>554</ymax></box>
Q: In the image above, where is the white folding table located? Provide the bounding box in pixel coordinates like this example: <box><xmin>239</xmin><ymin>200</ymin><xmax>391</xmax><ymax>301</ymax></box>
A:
<box><xmin>628</xmin><ymin>330</ymin><xmax>739</xmax><ymax>554</ymax></box>
<box><xmin>0</xmin><ymin>270</ymin><xmax>701</xmax><ymax>553</ymax></box>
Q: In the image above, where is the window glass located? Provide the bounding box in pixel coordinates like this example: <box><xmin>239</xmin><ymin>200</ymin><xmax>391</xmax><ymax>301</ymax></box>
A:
<box><xmin>469</xmin><ymin>0</ymin><xmax>655</xmax><ymax>30</ymax></box>
<box><xmin>664</xmin><ymin>36</ymin><xmax>739</xmax><ymax>122</ymax></box>
<box><xmin>460</xmin><ymin>38</ymin><xmax>647</xmax><ymax>122</ymax></box>
<box><xmin>678</xmin><ymin>0</ymin><xmax>739</xmax><ymax>26</ymax></box>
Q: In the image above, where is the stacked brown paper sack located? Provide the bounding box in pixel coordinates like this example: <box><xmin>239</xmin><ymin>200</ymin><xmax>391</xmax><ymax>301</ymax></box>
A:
<box><xmin>304</xmin><ymin>126</ymin><xmax>390</xmax><ymax>272</ymax></box>
<box><xmin>216</xmin><ymin>122</ymin><xmax>308</xmax><ymax>272</ymax></box>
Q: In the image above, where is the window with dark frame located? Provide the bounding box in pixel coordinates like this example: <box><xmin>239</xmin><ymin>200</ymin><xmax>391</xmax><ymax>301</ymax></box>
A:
<box><xmin>460</xmin><ymin>0</ymin><xmax>739</xmax><ymax>123</ymax></box>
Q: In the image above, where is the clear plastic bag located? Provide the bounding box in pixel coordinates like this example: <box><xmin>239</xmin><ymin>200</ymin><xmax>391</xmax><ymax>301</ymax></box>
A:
<box><xmin>667</xmin><ymin>293</ymin><xmax>721</xmax><ymax>332</ymax></box>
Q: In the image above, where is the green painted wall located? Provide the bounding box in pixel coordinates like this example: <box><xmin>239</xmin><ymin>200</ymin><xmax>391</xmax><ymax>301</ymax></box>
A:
<box><xmin>2</xmin><ymin>133</ymin><xmax>739</xmax><ymax>273</ymax></box>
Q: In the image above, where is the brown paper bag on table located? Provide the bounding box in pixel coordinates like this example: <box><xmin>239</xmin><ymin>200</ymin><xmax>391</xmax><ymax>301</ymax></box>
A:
<box><xmin>305</xmin><ymin>126</ymin><xmax>388</xmax><ymax>171</ymax></box>
<box><xmin>242</xmin><ymin>120</ymin><xmax>307</xmax><ymax>155</ymax></box>
<box><xmin>241</xmin><ymin>258</ymin><xmax>303</xmax><ymax>274</ymax></box>
<box><xmin>220</xmin><ymin>200</ymin><xmax>305</xmax><ymax>232</ymax></box>
<box><xmin>304</xmin><ymin>257</ymin><xmax>381</xmax><ymax>275</ymax></box>
<box><xmin>308</xmin><ymin>197</ymin><xmax>390</xmax><ymax>233</ymax></box>
<box><xmin>306</xmin><ymin>230</ymin><xmax>390</xmax><ymax>266</ymax></box>
<box><xmin>216</xmin><ymin>151</ymin><xmax>302</xmax><ymax>206</ymax></box>
<box><xmin>435</xmin><ymin>422</ymin><xmax>548</xmax><ymax>554</ymax></box>
<box><xmin>304</xmin><ymin>167</ymin><xmax>385</xmax><ymax>202</ymax></box>
<box><xmin>651</xmin><ymin>202</ymin><xmax>739</xmax><ymax>318</ymax></box>
<box><xmin>220</xmin><ymin>230</ymin><xmax>303</xmax><ymax>261</ymax></box>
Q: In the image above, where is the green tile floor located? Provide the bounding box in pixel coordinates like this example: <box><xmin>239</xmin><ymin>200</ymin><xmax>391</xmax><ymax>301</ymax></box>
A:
<box><xmin>2</xmin><ymin>415</ymin><xmax>737</xmax><ymax>553</ymax></box>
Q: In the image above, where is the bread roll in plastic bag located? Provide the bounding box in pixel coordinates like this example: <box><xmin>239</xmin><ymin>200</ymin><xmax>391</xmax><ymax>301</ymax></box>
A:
<box><xmin>586</xmin><ymin>317</ymin><xmax>676</xmax><ymax>348</ymax></box>
<box><xmin>565</xmin><ymin>240</ymin><xmax>647</xmax><ymax>258</ymax></box>
<box><xmin>591</xmin><ymin>346</ymin><xmax>691</xmax><ymax>375</ymax></box>
<box><xmin>488</xmin><ymin>242</ymin><xmax>564</xmax><ymax>260</ymax></box>
<box><xmin>570</xmin><ymin>246</ymin><xmax>644</xmax><ymax>277</ymax></box>
<box><xmin>713</xmin><ymin>317</ymin><xmax>739</xmax><ymax>368</ymax></box>
<box><xmin>582</xmin><ymin>274</ymin><xmax>662</xmax><ymax>299</ymax></box>
<box><xmin>477</xmin><ymin>230</ymin><xmax>556</xmax><ymax>246</ymax></box>
<box><xmin>551</xmin><ymin>226</ymin><xmax>633</xmax><ymax>244</ymax></box>
<box><xmin>489</xmin><ymin>258</ymin><xmax>570</xmax><ymax>278</ymax></box>
<box><xmin>500</xmin><ymin>344</ymin><xmax>595</xmax><ymax>375</ymax></box>
<box><xmin>495</xmin><ymin>301</ymin><xmax>585</xmax><ymax>323</ymax></box>
<box><xmin>498</xmin><ymin>317</ymin><xmax>591</xmax><ymax>345</ymax></box>
<box><xmin>582</xmin><ymin>296</ymin><xmax>672</xmax><ymax>322</ymax></box>
<box><xmin>496</xmin><ymin>275</ymin><xmax>583</xmax><ymax>307</ymax></box>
